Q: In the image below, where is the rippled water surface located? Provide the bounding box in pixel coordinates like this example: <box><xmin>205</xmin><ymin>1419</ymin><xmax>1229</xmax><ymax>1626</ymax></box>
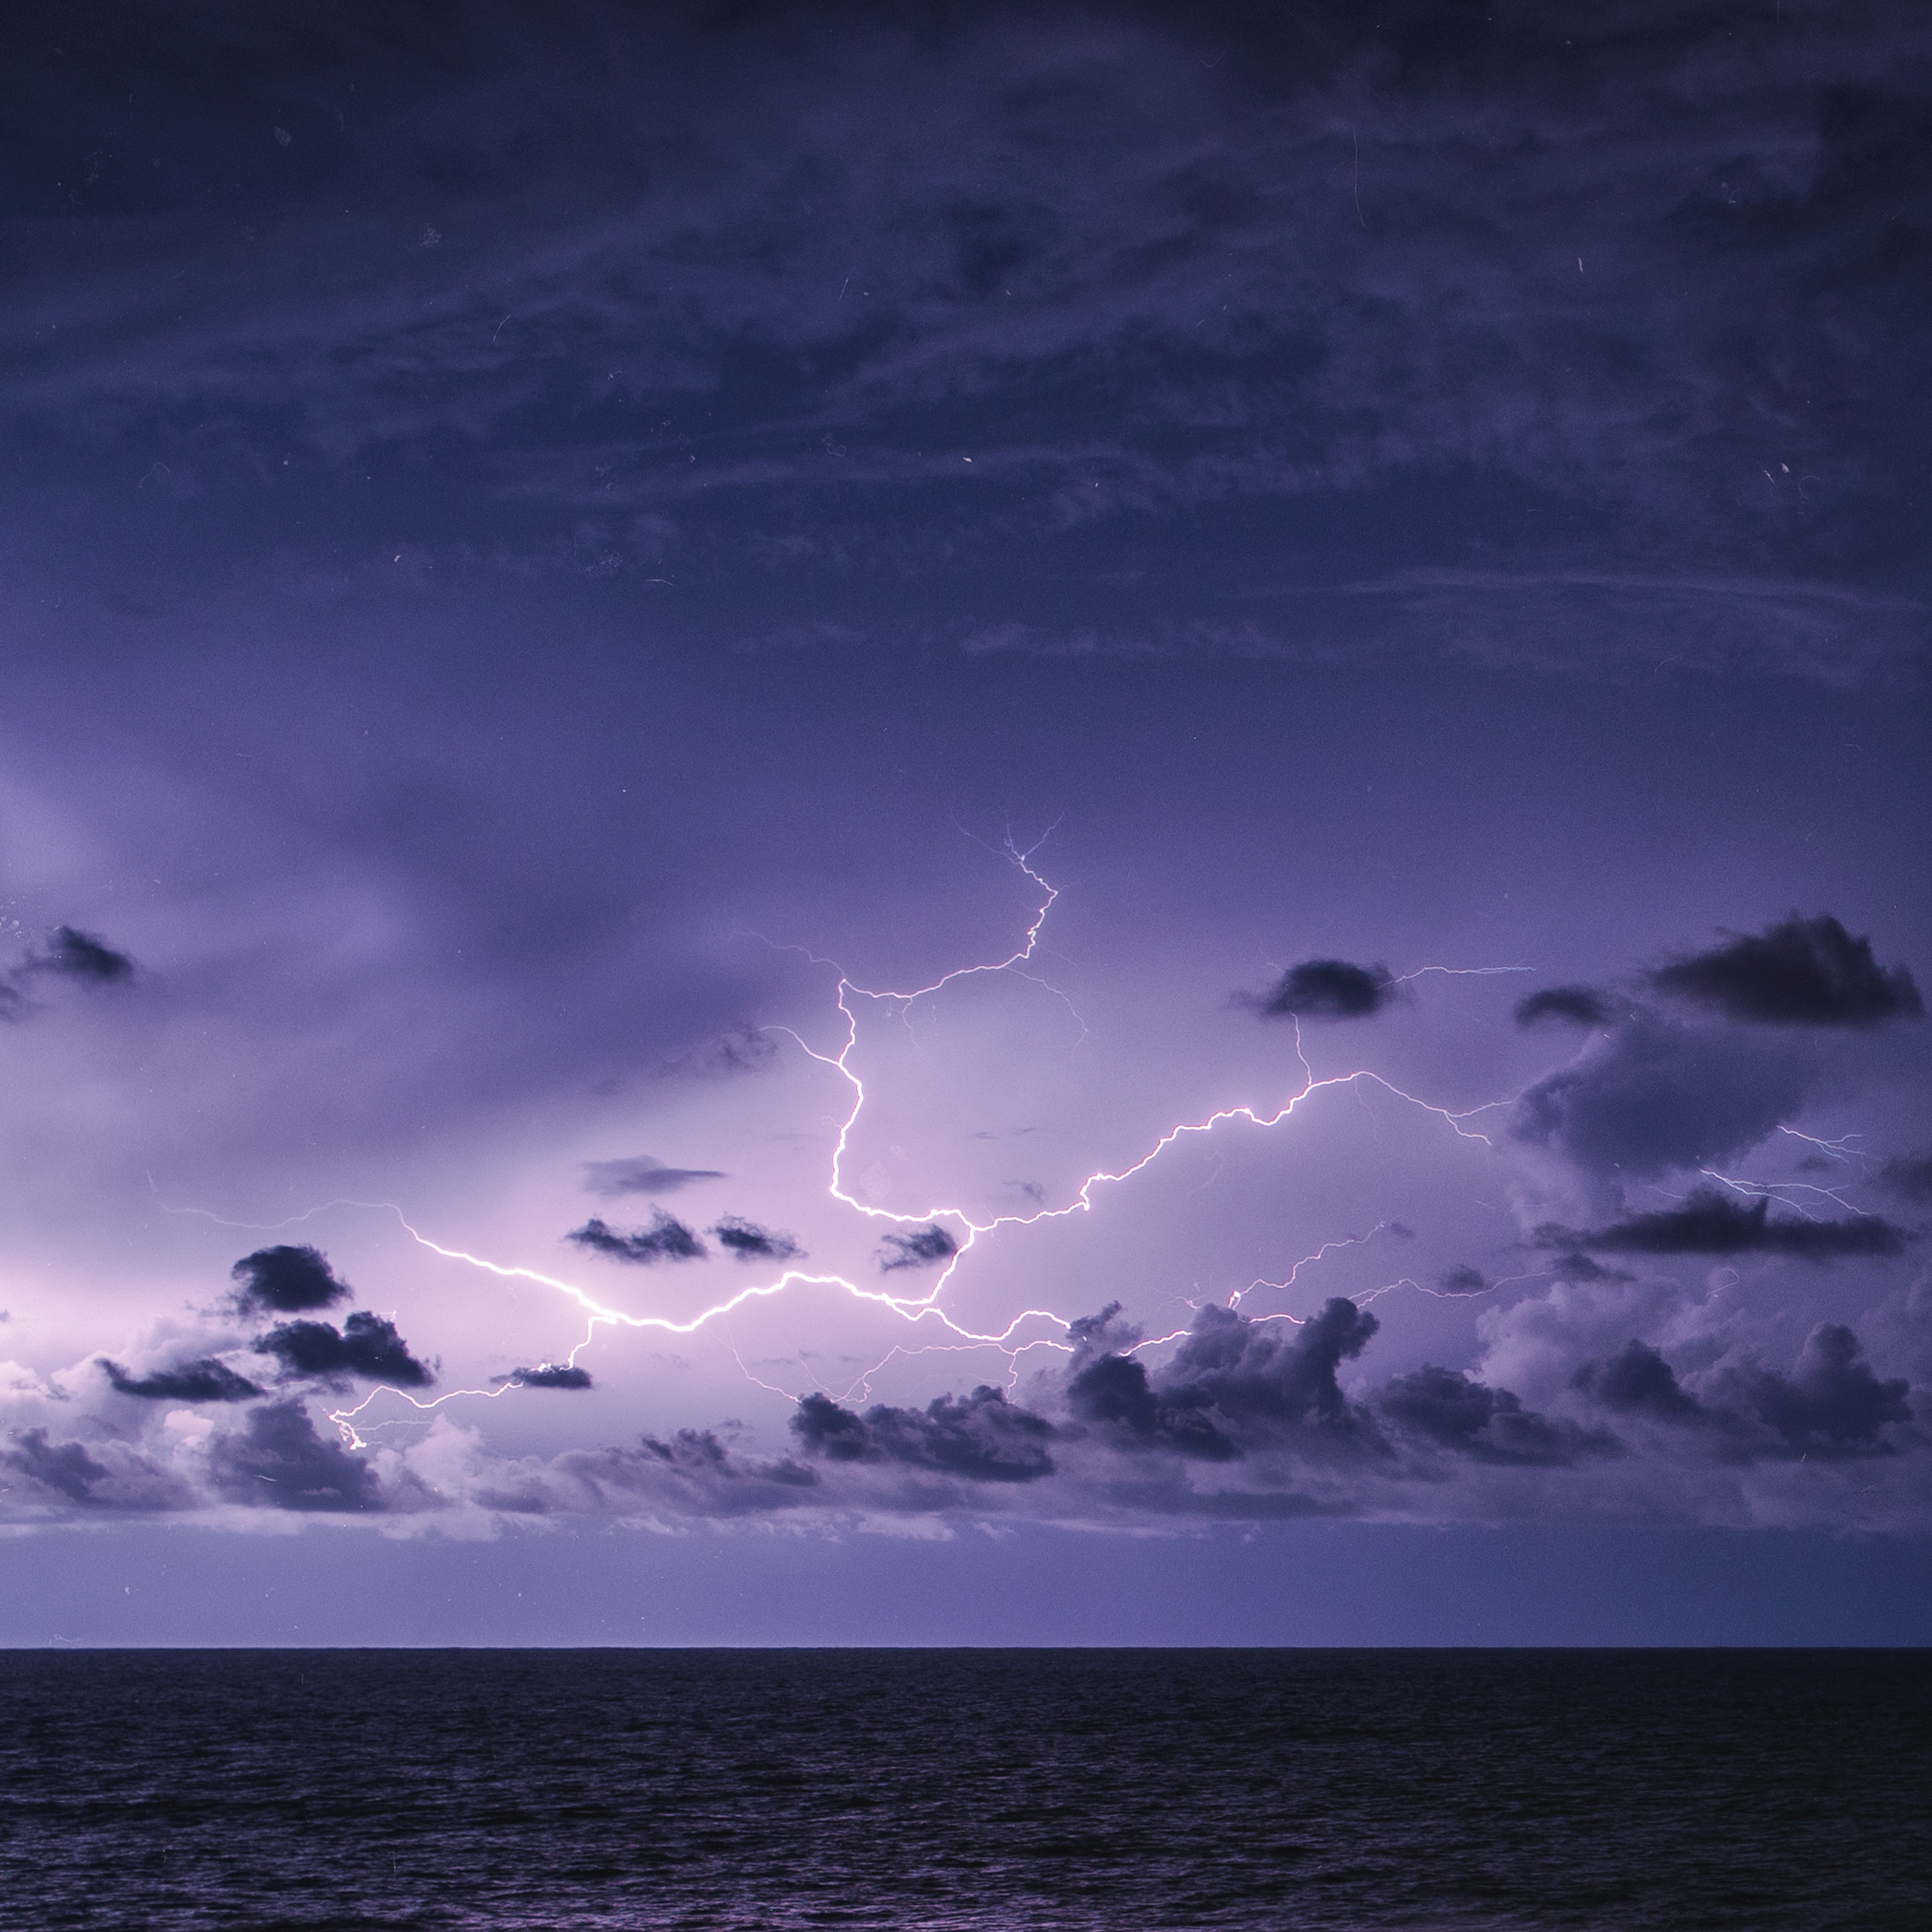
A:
<box><xmin>2</xmin><ymin>1649</ymin><xmax>1926</xmax><ymax>1929</ymax></box>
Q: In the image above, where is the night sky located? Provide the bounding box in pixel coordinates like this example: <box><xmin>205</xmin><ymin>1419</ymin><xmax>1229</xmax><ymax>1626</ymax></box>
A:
<box><xmin>4</xmin><ymin>1</ymin><xmax>1929</xmax><ymax>1644</ymax></box>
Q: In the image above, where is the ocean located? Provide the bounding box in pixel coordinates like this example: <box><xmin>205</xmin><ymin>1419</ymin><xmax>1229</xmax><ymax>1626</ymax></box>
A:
<box><xmin>2</xmin><ymin>1649</ymin><xmax>1926</xmax><ymax>1929</ymax></box>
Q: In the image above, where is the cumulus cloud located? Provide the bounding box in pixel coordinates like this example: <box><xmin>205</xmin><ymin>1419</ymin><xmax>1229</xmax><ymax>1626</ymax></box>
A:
<box><xmin>878</xmin><ymin>1223</ymin><xmax>959</xmax><ymax>1271</ymax></box>
<box><xmin>580</xmin><ymin>1154</ymin><xmax>725</xmax><ymax>1197</ymax></box>
<box><xmin>791</xmin><ymin>1386</ymin><xmax>1055</xmax><ymax>1483</ymax></box>
<box><xmin>230</xmin><ymin>1245</ymin><xmax>352</xmax><ymax>1314</ymax></box>
<box><xmin>1515</xmin><ymin>985</ymin><xmax>1619</xmax><ymax>1029</ymax></box>
<box><xmin>101</xmin><ymin>1356</ymin><xmax>261</xmax><ymax>1401</ymax></box>
<box><xmin>1510</xmin><ymin>1012</ymin><xmax>1814</xmax><ymax>1178</ymax></box>
<box><xmin>708</xmin><ymin>1215</ymin><xmax>804</xmax><ymax>1264</ymax></box>
<box><xmin>1256</xmin><ymin>960</ymin><xmax>1395</xmax><ymax>1021</ymax></box>
<box><xmin>1542</xmin><ymin>1187</ymin><xmax>1911</xmax><ymax>1263</ymax></box>
<box><xmin>1648</xmin><ymin>915</ymin><xmax>1923</xmax><ymax>1028</ymax></box>
<box><xmin>256</xmin><ymin>1311</ymin><xmax>434</xmax><ymax>1387</ymax></box>
<box><xmin>565</xmin><ymin>1210</ymin><xmax>706</xmax><ymax>1263</ymax></box>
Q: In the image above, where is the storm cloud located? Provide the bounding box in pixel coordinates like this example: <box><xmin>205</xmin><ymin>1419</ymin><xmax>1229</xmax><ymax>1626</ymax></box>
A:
<box><xmin>1648</xmin><ymin>916</ymin><xmax>1923</xmax><ymax>1028</ymax></box>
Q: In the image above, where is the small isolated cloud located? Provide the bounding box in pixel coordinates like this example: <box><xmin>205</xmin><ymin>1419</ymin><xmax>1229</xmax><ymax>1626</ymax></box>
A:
<box><xmin>1541</xmin><ymin>1187</ymin><xmax>1911</xmax><ymax>1263</ymax></box>
<box><xmin>580</xmin><ymin>1155</ymin><xmax>725</xmax><ymax>1198</ymax></box>
<box><xmin>499</xmin><ymin>1363</ymin><xmax>592</xmax><ymax>1389</ymax></box>
<box><xmin>708</xmin><ymin>1215</ymin><xmax>804</xmax><ymax>1264</ymax></box>
<box><xmin>1648</xmin><ymin>915</ymin><xmax>1923</xmax><ymax>1028</ymax></box>
<box><xmin>256</xmin><ymin>1312</ymin><xmax>434</xmax><ymax>1387</ymax></box>
<box><xmin>31</xmin><ymin>926</ymin><xmax>136</xmax><ymax>984</ymax></box>
<box><xmin>210</xmin><ymin>1400</ymin><xmax>381</xmax><ymax>1510</ymax></box>
<box><xmin>1258</xmin><ymin>959</ymin><xmax>1395</xmax><ymax>1021</ymax></box>
<box><xmin>102</xmin><ymin>1356</ymin><xmax>261</xmax><ymax>1401</ymax></box>
<box><xmin>791</xmin><ymin>1386</ymin><xmax>1055</xmax><ymax>1483</ymax></box>
<box><xmin>878</xmin><ymin>1223</ymin><xmax>959</xmax><ymax>1271</ymax></box>
<box><xmin>1515</xmin><ymin>985</ymin><xmax>1618</xmax><ymax>1029</ymax></box>
<box><xmin>566</xmin><ymin>1211</ymin><xmax>706</xmax><ymax>1263</ymax></box>
<box><xmin>230</xmin><ymin>1245</ymin><xmax>352</xmax><ymax>1314</ymax></box>
<box><xmin>1510</xmin><ymin>1012</ymin><xmax>1813</xmax><ymax>1178</ymax></box>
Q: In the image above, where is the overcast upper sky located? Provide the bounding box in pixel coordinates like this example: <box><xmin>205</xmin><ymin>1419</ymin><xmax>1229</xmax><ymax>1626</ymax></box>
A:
<box><xmin>2</xmin><ymin>0</ymin><xmax>1928</xmax><ymax>1642</ymax></box>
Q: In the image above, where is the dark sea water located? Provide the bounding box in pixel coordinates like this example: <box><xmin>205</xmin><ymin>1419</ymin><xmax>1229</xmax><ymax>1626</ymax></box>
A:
<box><xmin>1</xmin><ymin>1650</ymin><xmax>1926</xmax><ymax>1930</ymax></box>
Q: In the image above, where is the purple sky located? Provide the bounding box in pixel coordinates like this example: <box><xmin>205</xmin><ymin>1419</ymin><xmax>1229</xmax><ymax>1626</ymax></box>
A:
<box><xmin>3</xmin><ymin>1</ymin><xmax>1929</xmax><ymax>1643</ymax></box>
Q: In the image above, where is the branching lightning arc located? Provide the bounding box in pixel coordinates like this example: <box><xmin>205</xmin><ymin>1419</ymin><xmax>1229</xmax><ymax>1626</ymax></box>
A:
<box><xmin>161</xmin><ymin>839</ymin><xmax>1532</xmax><ymax>1445</ymax></box>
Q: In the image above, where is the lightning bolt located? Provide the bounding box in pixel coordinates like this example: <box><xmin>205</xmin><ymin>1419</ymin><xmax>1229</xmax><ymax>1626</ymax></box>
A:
<box><xmin>156</xmin><ymin>836</ymin><xmax>1541</xmax><ymax>1443</ymax></box>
